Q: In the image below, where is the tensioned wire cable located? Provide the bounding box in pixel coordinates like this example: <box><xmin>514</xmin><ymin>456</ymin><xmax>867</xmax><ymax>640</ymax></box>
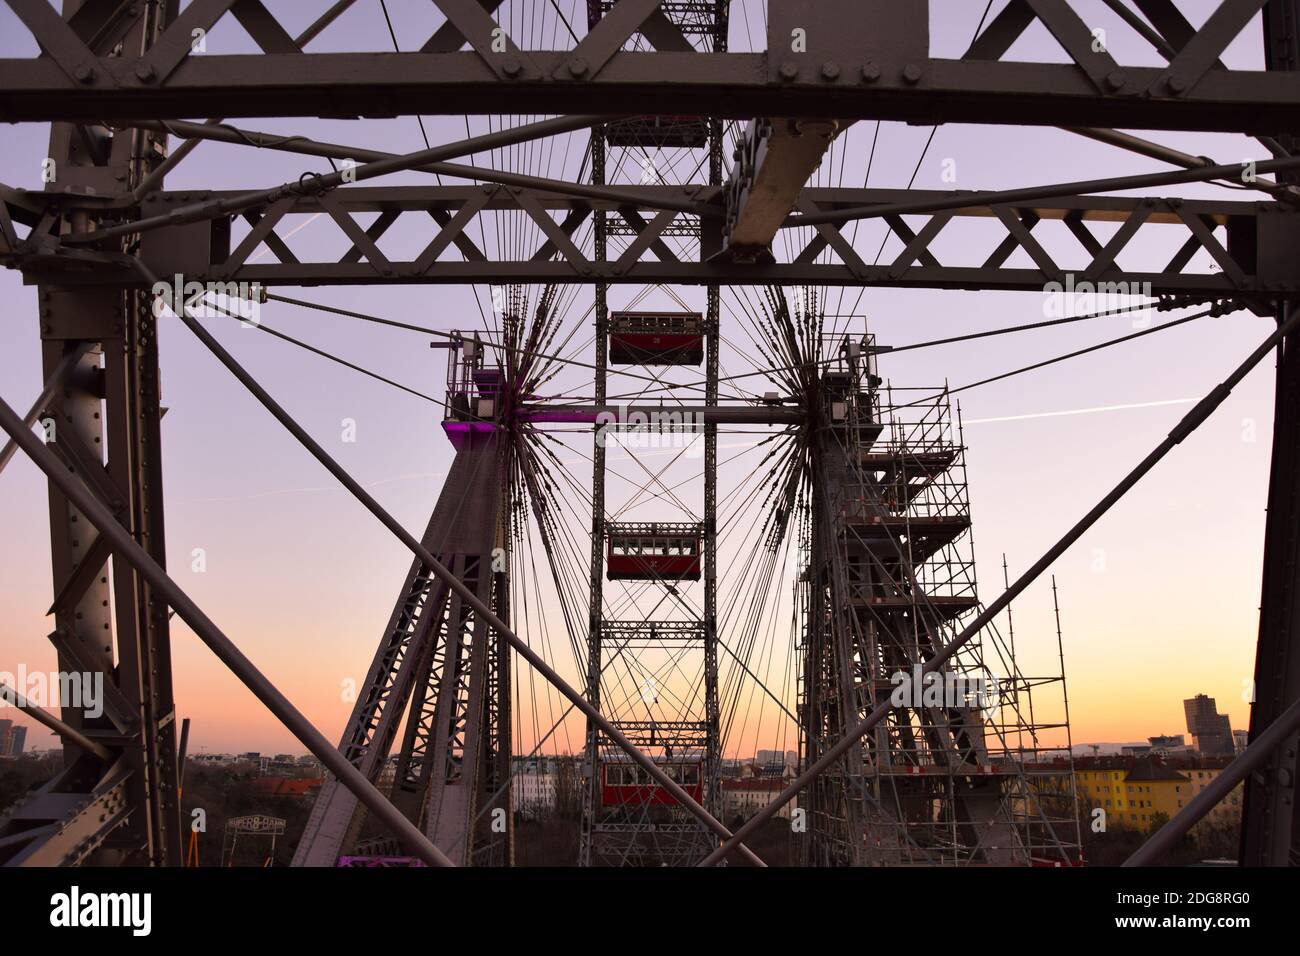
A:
<box><xmin>642</xmin><ymin>296</ymin><xmax>1167</xmax><ymax>400</ymax></box>
<box><xmin>894</xmin><ymin>306</ymin><xmax>1221</xmax><ymax>409</ymax></box>
<box><xmin>264</xmin><ymin>292</ymin><xmax>758</xmax><ymax>403</ymax></box>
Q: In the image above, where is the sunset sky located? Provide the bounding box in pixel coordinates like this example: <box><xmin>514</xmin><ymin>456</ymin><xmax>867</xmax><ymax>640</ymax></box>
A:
<box><xmin>0</xmin><ymin>0</ymin><xmax>1277</xmax><ymax>760</ymax></box>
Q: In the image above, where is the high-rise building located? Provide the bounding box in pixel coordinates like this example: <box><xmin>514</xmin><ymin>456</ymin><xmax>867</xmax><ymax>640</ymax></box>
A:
<box><xmin>755</xmin><ymin>749</ymin><xmax>798</xmax><ymax>770</ymax></box>
<box><xmin>0</xmin><ymin>718</ymin><xmax>12</xmax><ymax>756</ymax></box>
<box><xmin>1146</xmin><ymin>734</ymin><xmax>1190</xmax><ymax>757</ymax></box>
<box><xmin>7</xmin><ymin>725</ymin><xmax>25</xmax><ymax>756</ymax></box>
<box><xmin>1184</xmin><ymin>695</ymin><xmax>1235</xmax><ymax>756</ymax></box>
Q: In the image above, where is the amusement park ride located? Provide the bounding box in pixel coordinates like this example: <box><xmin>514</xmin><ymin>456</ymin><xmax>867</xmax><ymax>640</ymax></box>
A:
<box><xmin>0</xmin><ymin>0</ymin><xmax>1299</xmax><ymax>870</ymax></box>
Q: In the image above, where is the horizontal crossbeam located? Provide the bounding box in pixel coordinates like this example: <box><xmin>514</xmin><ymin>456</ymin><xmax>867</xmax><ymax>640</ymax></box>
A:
<box><xmin>10</xmin><ymin>185</ymin><xmax>1295</xmax><ymax>299</ymax></box>
<box><xmin>1</xmin><ymin>1</ymin><xmax>1296</xmax><ymax>129</ymax></box>
<box><xmin>2</xmin><ymin>54</ymin><xmax>1298</xmax><ymax>132</ymax></box>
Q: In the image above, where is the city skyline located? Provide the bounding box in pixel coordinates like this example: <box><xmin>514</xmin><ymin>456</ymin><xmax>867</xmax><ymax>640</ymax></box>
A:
<box><xmin>2</xmin><ymin>681</ymin><xmax>1256</xmax><ymax>757</ymax></box>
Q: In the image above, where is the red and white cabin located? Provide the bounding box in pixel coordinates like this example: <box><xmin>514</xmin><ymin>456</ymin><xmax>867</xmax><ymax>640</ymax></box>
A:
<box><xmin>609</xmin><ymin>312</ymin><xmax>705</xmax><ymax>366</ymax></box>
<box><xmin>606</xmin><ymin>522</ymin><xmax>704</xmax><ymax>581</ymax></box>
<box><xmin>600</xmin><ymin>754</ymin><xmax>704</xmax><ymax>807</ymax></box>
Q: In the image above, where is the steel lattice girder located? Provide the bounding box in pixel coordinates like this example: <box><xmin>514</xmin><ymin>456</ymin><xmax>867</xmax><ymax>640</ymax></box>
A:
<box><xmin>2</xmin><ymin>0</ymin><xmax>1299</xmax><ymax>130</ymax></box>
<box><xmin>604</xmin><ymin>722</ymin><xmax>711</xmax><ymax>748</ymax></box>
<box><xmin>13</xmin><ymin>185</ymin><xmax>1299</xmax><ymax>299</ymax></box>
<box><xmin>0</xmin><ymin>3</ymin><xmax>184</xmax><ymax>868</ymax></box>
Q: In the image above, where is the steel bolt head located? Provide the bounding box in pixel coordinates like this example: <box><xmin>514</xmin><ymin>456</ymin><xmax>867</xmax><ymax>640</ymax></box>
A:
<box><xmin>502</xmin><ymin>57</ymin><xmax>521</xmax><ymax>77</ymax></box>
<box><xmin>1106</xmin><ymin>71</ymin><xmax>1125</xmax><ymax>91</ymax></box>
<box><xmin>779</xmin><ymin>60</ymin><xmax>799</xmax><ymax>81</ymax></box>
<box><xmin>821</xmin><ymin>61</ymin><xmax>840</xmax><ymax>81</ymax></box>
<box><xmin>861</xmin><ymin>61</ymin><xmax>881</xmax><ymax>83</ymax></box>
<box><xmin>135</xmin><ymin>63</ymin><xmax>156</xmax><ymax>82</ymax></box>
<box><xmin>902</xmin><ymin>63</ymin><xmax>922</xmax><ymax>84</ymax></box>
<box><xmin>1168</xmin><ymin>74</ymin><xmax>1188</xmax><ymax>93</ymax></box>
<box><xmin>74</xmin><ymin>65</ymin><xmax>94</xmax><ymax>84</ymax></box>
<box><xmin>568</xmin><ymin>57</ymin><xmax>588</xmax><ymax>77</ymax></box>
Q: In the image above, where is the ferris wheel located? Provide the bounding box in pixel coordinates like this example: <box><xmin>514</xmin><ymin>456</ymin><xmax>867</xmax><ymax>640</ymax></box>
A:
<box><xmin>279</xmin><ymin>2</ymin><xmax>1081</xmax><ymax>868</ymax></box>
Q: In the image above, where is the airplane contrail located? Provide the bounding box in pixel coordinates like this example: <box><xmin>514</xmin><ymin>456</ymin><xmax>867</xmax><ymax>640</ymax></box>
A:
<box><xmin>964</xmin><ymin>398</ymin><xmax>1196</xmax><ymax>425</ymax></box>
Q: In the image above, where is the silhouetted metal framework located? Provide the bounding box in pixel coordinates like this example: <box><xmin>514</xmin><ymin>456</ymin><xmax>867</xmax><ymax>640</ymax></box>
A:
<box><xmin>14</xmin><ymin>184</ymin><xmax>1300</xmax><ymax>295</ymax></box>
<box><xmin>1</xmin><ymin>0</ymin><xmax>1298</xmax><ymax>130</ymax></box>
<box><xmin>796</xmin><ymin>333</ymin><xmax>1079</xmax><ymax>865</ymax></box>
<box><xmin>293</xmin><ymin>431</ymin><xmax>514</xmax><ymax>867</ymax></box>
<box><xmin>578</xmin><ymin>0</ymin><xmax>727</xmax><ymax>868</ymax></box>
<box><xmin>1</xmin><ymin>0</ymin><xmax>1299</xmax><ymax>868</ymax></box>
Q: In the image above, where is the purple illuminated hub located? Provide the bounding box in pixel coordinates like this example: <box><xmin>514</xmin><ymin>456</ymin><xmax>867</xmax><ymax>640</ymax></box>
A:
<box><xmin>442</xmin><ymin>418</ymin><xmax>498</xmax><ymax>450</ymax></box>
<box><xmin>443</xmin><ymin>371</ymin><xmax>550</xmax><ymax>448</ymax></box>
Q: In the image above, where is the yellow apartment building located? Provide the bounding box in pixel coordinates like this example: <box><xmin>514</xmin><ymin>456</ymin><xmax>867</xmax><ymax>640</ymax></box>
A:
<box><xmin>1075</xmin><ymin>755</ymin><xmax>1241</xmax><ymax>831</ymax></box>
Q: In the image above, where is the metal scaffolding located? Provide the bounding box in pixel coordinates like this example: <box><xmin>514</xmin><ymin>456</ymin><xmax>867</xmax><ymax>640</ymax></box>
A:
<box><xmin>797</xmin><ymin>340</ymin><xmax>1080</xmax><ymax>865</ymax></box>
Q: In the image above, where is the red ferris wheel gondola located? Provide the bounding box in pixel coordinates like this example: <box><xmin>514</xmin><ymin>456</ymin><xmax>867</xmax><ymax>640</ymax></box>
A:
<box><xmin>605</xmin><ymin>522</ymin><xmax>704</xmax><ymax>581</ymax></box>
